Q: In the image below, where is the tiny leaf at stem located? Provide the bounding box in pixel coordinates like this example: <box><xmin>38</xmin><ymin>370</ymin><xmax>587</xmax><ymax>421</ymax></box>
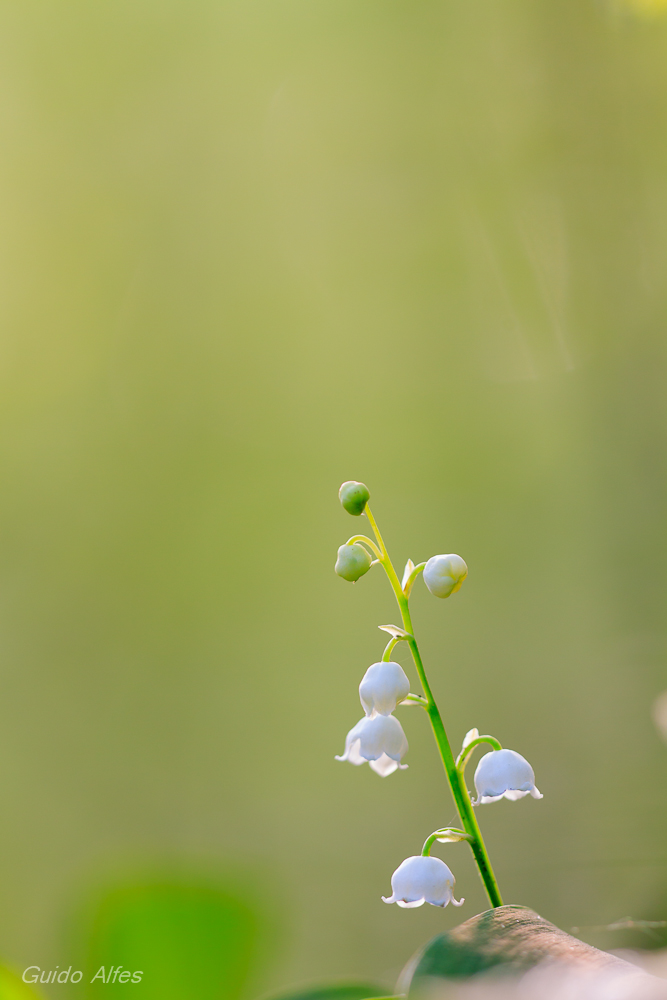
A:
<box><xmin>399</xmin><ymin>694</ymin><xmax>428</xmax><ymax>707</ymax></box>
<box><xmin>378</xmin><ymin>624</ymin><xmax>412</xmax><ymax>639</ymax></box>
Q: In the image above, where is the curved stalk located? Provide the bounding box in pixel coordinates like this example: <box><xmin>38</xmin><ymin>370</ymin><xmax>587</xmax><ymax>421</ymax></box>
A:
<box><xmin>402</xmin><ymin>561</ymin><xmax>426</xmax><ymax>596</ymax></box>
<box><xmin>401</xmin><ymin>693</ymin><xmax>428</xmax><ymax>707</ymax></box>
<box><xmin>456</xmin><ymin>735</ymin><xmax>503</xmax><ymax>772</ymax></box>
<box><xmin>345</xmin><ymin>535</ymin><xmax>384</xmax><ymax>561</ymax></box>
<box><xmin>422</xmin><ymin>829</ymin><xmax>472</xmax><ymax>855</ymax></box>
<box><xmin>381</xmin><ymin>635</ymin><xmax>403</xmax><ymax>661</ymax></box>
<box><xmin>364</xmin><ymin>504</ymin><xmax>503</xmax><ymax>908</ymax></box>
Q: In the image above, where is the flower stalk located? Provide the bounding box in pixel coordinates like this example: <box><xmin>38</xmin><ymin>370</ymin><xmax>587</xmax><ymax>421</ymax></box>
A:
<box><xmin>422</xmin><ymin>829</ymin><xmax>473</xmax><ymax>856</ymax></box>
<box><xmin>363</xmin><ymin>503</ymin><xmax>504</xmax><ymax>908</ymax></box>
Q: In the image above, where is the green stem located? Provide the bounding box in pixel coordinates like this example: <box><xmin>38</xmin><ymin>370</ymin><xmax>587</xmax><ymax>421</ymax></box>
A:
<box><xmin>364</xmin><ymin>504</ymin><xmax>503</xmax><ymax>908</ymax></box>
<box><xmin>456</xmin><ymin>736</ymin><xmax>503</xmax><ymax>772</ymax></box>
<box><xmin>382</xmin><ymin>636</ymin><xmax>402</xmax><ymax>661</ymax></box>
<box><xmin>345</xmin><ymin>534</ymin><xmax>384</xmax><ymax>561</ymax></box>
<box><xmin>422</xmin><ymin>829</ymin><xmax>472</xmax><ymax>856</ymax></box>
<box><xmin>403</xmin><ymin>693</ymin><xmax>428</xmax><ymax>706</ymax></box>
<box><xmin>403</xmin><ymin>561</ymin><xmax>426</xmax><ymax>597</ymax></box>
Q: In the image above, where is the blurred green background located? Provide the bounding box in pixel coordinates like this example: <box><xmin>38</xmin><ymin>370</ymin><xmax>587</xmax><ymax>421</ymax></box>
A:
<box><xmin>0</xmin><ymin>0</ymin><xmax>666</xmax><ymax>995</ymax></box>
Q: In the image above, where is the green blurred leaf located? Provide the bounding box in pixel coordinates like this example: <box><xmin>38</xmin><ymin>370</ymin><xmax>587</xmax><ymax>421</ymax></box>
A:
<box><xmin>84</xmin><ymin>880</ymin><xmax>263</xmax><ymax>1000</ymax></box>
<box><xmin>261</xmin><ymin>982</ymin><xmax>389</xmax><ymax>1000</ymax></box>
<box><xmin>399</xmin><ymin>906</ymin><xmax>553</xmax><ymax>992</ymax></box>
<box><xmin>400</xmin><ymin>928</ymin><xmax>498</xmax><ymax>992</ymax></box>
<box><xmin>0</xmin><ymin>966</ymin><xmax>45</xmax><ymax>1000</ymax></box>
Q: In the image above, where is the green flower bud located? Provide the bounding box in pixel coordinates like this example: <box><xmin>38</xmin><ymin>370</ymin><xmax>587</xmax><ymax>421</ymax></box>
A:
<box><xmin>335</xmin><ymin>543</ymin><xmax>372</xmax><ymax>582</ymax></box>
<box><xmin>338</xmin><ymin>481</ymin><xmax>370</xmax><ymax>516</ymax></box>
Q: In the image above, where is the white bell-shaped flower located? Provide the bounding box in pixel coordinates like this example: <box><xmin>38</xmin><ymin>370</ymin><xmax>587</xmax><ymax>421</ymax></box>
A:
<box><xmin>472</xmin><ymin>748</ymin><xmax>543</xmax><ymax>805</ymax></box>
<box><xmin>423</xmin><ymin>554</ymin><xmax>468</xmax><ymax>598</ymax></box>
<box><xmin>359</xmin><ymin>661</ymin><xmax>410</xmax><ymax>717</ymax></box>
<box><xmin>382</xmin><ymin>855</ymin><xmax>464</xmax><ymax>908</ymax></box>
<box><xmin>335</xmin><ymin>714</ymin><xmax>408</xmax><ymax>776</ymax></box>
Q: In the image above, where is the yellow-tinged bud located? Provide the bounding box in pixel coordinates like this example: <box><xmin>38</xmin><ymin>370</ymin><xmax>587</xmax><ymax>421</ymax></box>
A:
<box><xmin>423</xmin><ymin>554</ymin><xmax>468</xmax><ymax>598</ymax></box>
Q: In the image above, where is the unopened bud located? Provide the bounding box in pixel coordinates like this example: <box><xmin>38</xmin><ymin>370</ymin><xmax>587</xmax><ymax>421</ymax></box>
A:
<box><xmin>338</xmin><ymin>481</ymin><xmax>370</xmax><ymax>516</ymax></box>
<box><xmin>335</xmin><ymin>543</ymin><xmax>372</xmax><ymax>582</ymax></box>
<box><xmin>423</xmin><ymin>554</ymin><xmax>468</xmax><ymax>598</ymax></box>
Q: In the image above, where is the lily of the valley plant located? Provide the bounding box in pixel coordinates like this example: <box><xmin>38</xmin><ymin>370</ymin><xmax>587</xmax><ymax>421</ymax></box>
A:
<box><xmin>334</xmin><ymin>481</ymin><xmax>542</xmax><ymax>910</ymax></box>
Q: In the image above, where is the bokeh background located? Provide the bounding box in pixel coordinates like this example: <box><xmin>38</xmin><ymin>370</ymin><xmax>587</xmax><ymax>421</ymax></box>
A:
<box><xmin>0</xmin><ymin>0</ymin><xmax>666</xmax><ymax>996</ymax></box>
